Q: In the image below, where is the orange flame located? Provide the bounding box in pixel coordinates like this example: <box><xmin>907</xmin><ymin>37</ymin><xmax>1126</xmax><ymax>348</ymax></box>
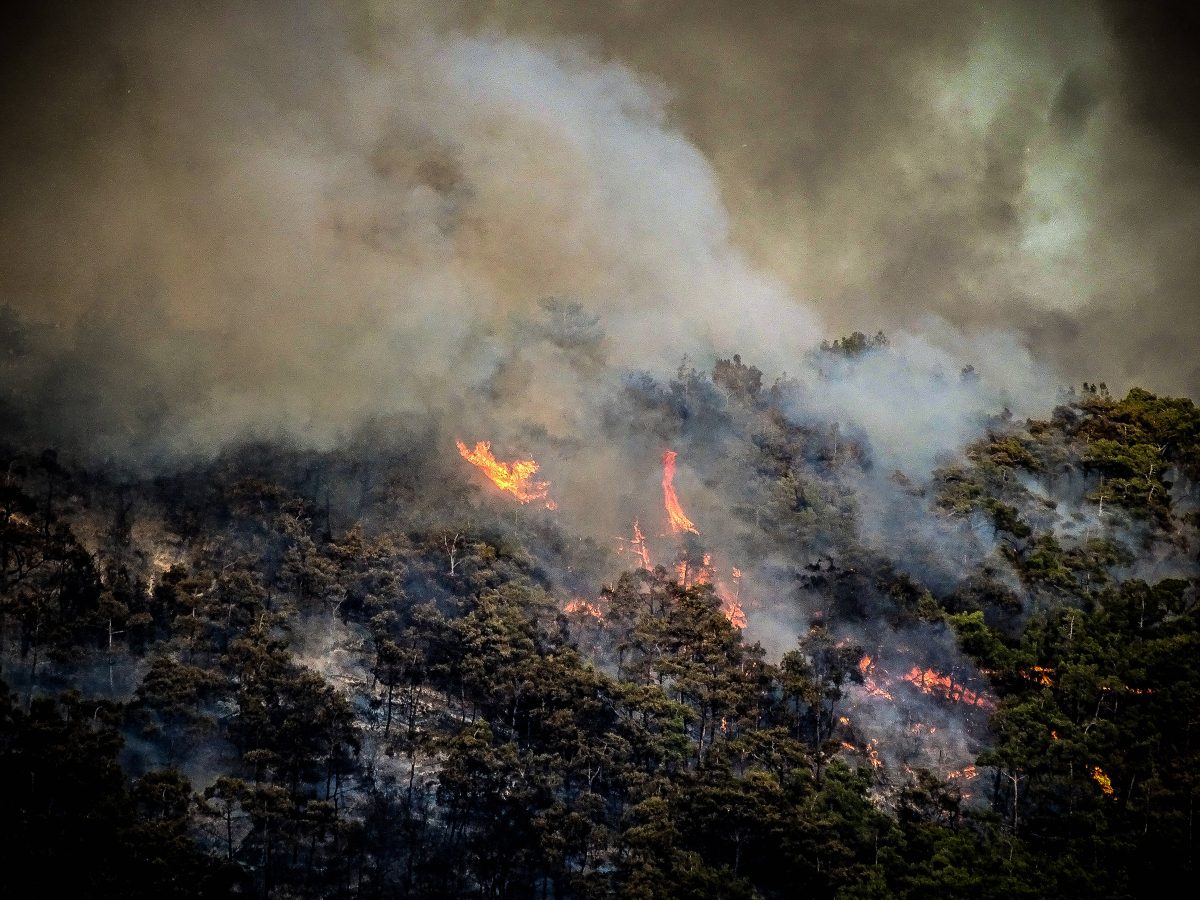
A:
<box><xmin>662</xmin><ymin>450</ymin><xmax>699</xmax><ymax>534</ymax></box>
<box><xmin>720</xmin><ymin>589</ymin><xmax>747</xmax><ymax>629</ymax></box>
<box><xmin>1022</xmin><ymin>665</ymin><xmax>1055</xmax><ymax>686</ymax></box>
<box><xmin>675</xmin><ymin>552</ymin><xmax>747</xmax><ymax>629</ymax></box>
<box><xmin>866</xmin><ymin>738</ymin><xmax>883</xmax><ymax>769</ymax></box>
<box><xmin>631</xmin><ymin>520</ymin><xmax>651</xmax><ymax>570</ymax></box>
<box><xmin>858</xmin><ymin>655</ymin><xmax>895</xmax><ymax>701</ymax></box>
<box><xmin>564</xmin><ymin>598</ymin><xmax>603</xmax><ymax>620</ymax></box>
<box><xmin>900</xmin><ymin>666</ymin><xmax>996</xmax><ymax>710</ymax></box>
<box><xmin>1091</xmin><ymin>766</ymin><xmax>1114</xmax><ymax>796</ymax></box>
<box><xmin>718</xmin><ymin>566</ymin><xmax>747</xmax><ymax>629</ymax></box>
<box><xmin>456</xmin><ymin>440</ymin><xmax>556</xmax><ymax>509</ymax></box>
<box><xmin>946</xmin><ymin>764</ymin><xmax>978</xmax><ymax>781</ymax></box>
<box><xmin>840</xmin><ymin>739</ymin><xmax>883</xmax><ymax>769</ymax></box>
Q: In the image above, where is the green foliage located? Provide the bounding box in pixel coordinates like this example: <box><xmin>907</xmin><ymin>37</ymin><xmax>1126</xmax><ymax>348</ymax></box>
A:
<box><xmin>1</xmin><ymin>369</ymin><xmax>1197</xmax><ymax>897</ymax></box>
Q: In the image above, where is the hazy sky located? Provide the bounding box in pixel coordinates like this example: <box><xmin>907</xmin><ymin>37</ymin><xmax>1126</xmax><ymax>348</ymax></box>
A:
<box><xmin>465</xmin><ymin>0</ymin><xmax>1200</xmax><ymax>396</ymax></box>
<box><xmin>1</xmin><ymin>1</ymin><xmax>1197</xmax><ymax>461</ymax></box>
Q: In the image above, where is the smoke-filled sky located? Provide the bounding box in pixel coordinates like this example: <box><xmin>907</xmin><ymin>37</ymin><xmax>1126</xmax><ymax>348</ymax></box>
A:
<box><xmin>1</xmin><ymin>1</ymin><xmax>1197</xmax><ymax>463</ymax></box>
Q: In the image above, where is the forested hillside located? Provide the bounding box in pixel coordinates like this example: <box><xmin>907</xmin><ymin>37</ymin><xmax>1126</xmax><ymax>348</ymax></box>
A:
<box><xmin>3</xmin><ymin>343</ymin><xmax>1197</xmax><ymax>899</ymax></box>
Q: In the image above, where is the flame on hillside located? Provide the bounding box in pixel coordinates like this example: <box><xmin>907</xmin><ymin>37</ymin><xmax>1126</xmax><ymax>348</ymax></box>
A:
<box><xmin>858</xmin><ymin>655</ymin><xmax>895</xmax><ymax>702</ymax></box>
<box><xmin>900</xmin><ymin>666</ymin><xmax>996</xmax><ymax>710</ymax></box>
<box><xmin>630</xmin><ymin>520</ymin><xmax>651</xmax><ymax>569</ymax></box>
<box><xmin>456</xmin><ymin>440</ymin><xmax>556</xmax><ymax>509</ymax></box>
<box><xmin>674</xmin><ymin>552</ymin><xmax>746</xmax><ymax>630</ymax></box>
<box><xmin>662</xmin><ymin>450</ymin><xmax>699</xmax><ymax>534</ymax></box>
<box><xmin>1023</xmin><ymin>665</ymin><xmax>1055</xmax><ymax>686</ymax></box>
<box><xmin>564</xmin><ymin>598</ymin><xmax>604</xmax><ymax>620</ymax></box>
<box><xmin>719</xmin><ymin>567</ymin><xmax>747</xmax><ymax>629</ymax></box>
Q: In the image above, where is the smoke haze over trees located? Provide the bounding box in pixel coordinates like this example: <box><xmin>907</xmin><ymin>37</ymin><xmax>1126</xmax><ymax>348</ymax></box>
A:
<box><xmin>1</xmin><ymin>2</ymin><xmax>1199</xmax><ymax>898</ymax></box>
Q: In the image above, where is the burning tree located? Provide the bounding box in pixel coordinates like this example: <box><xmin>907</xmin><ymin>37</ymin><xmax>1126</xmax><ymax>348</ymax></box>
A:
<box><xmin>456</xmin><ymin>440</ymin><xmax>556</xmax><ymax>509</ymax></box>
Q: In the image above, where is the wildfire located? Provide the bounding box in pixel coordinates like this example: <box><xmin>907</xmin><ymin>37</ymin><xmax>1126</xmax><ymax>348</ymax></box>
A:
<box><xmin>1021</xmin><ymin>665</ymin><xmax>1055</xmax><ymax>686</ymax></box>
<box><xmin>456</xmin><ymin>440</ymin><xmax>556</xmax><ymax>509</ymax></box>
<box><xmin>630</xmin><ymin>520</ymin><xmax>651</xmax><ymax>569</ymax></box>
<box><xmin>840</xmin><ymin>738</ymin><xmax>883</xmax><ymax>769</ymax></box>
<box><xmin>858</xmin><ymin>655</ymin><xmax>895</xmax><ymax>702</ymax></box>
<box><xmin>718</xmin><ymin>566</ymin><xmax>747</xmax><ymax>629</ymax></box>
<box><xmin>946</xmin><ymin>765</ymin><xmax>978</xmax><ymax>781</ymax></box>
<box><xmin>1091</xmin><ymin>766</ymin><xmax>1114</xmax><ymax>796</ymax></box>
<box><xmin>564</xmin><ymin>598</ymin><xmax>603</xmax><ymax>620</ymax></box>
<box><xmin>866</xmin><ymin>738</ymin><xmax>883</xmax><ymax>769</ymax></box>
<box><xmin>720</xmin><ymin>590</ymin><xmax>747</xmax><ymax>630</ymax></box>
<box><xmin>662</xmin><ymin>450</ymin><xmax>699</xmax><ymax>534</ymax></box>
<box><xmin>675</xmin><ymin>553</ymin><xmax>747</xmax><ymax>629</ymax></box>
<box><xmin>900</xmin><ymin>666</ymin><xmax>996</xmax><ymax>710</ymax></box>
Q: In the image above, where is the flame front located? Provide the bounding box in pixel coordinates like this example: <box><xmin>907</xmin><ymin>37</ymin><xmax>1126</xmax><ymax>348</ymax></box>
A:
<box><xmin>564</xmin><ymin>598</ymin><xmax>604</xmax><ymax>620</ymax></box>
<box><xmin>858</xmin><ymin>655</ymin><xmax>895</xmax><ymax>702</ymax></box>
<box><xmin>662</xmin><ymin>450</ymin><xmax>699</xmax><ymax>534</ymax></box>
<box><xmin>1022</xmin><ymin>665</ymin><xmax>1055</xmax><ymax>686</ymax></box>
<box><xmin>900</xmin><ymin>665</ymin><xmax>996</xmax><ymax>710</ymax></box>
<box><xmin>456</xmin><ymin>440</ymin><xmax>556</xmax><ymax>509</ymax></box>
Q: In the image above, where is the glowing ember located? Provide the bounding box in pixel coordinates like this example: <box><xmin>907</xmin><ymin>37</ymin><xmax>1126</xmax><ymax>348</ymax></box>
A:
<box><xmin>900</xmin><ymin>666</ymin><xmax>995</xmax><ymax>710</ymax></box>
<box><xmin>456</xmin><ymin>440</ymin><xmax>556</xmax><ymax>509</ymax></box>
<box><xmin>564</xmin><ymin>598</ymin><xmax>603</xmax><ymax>620</ymax></box>
<box><xmin>858</xmin><ymin>655</ymin><xmax>895</xmax><ymax>702</ymax></box>
<box><xmin>1101</xmin><ymin>684</ymin><xmax>1154</xmax><ymax>695</ymax></box>
<box><xmin>1091</xmin><ymin>766</ymin><xmax>1114</xmax><ymax>795</ymax></box>
<box><xmin>662</xmin><ymin>450</ymin><xmax>699</xmax><ymax>534</ymax></box>
<box><xmin>840</xmin><ymin>738</ymin><xmax>883</xmax><ymax>769</ymax></box>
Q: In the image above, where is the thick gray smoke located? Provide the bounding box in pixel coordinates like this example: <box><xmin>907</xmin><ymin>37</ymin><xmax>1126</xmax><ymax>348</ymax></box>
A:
<box><xmin>469</xmin><ymin>0</ymin><xmax>1200</xmax><ymax>399</ymax></box>
<box><xmin>6</xmin><ymin>0</ymin><xmax>1196</xmax><ymax>552</ymax></box>
<box><xmin>0</xmin><ymin>1</ymin><xmax>824</xmax><ymax>463</ymax></box>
